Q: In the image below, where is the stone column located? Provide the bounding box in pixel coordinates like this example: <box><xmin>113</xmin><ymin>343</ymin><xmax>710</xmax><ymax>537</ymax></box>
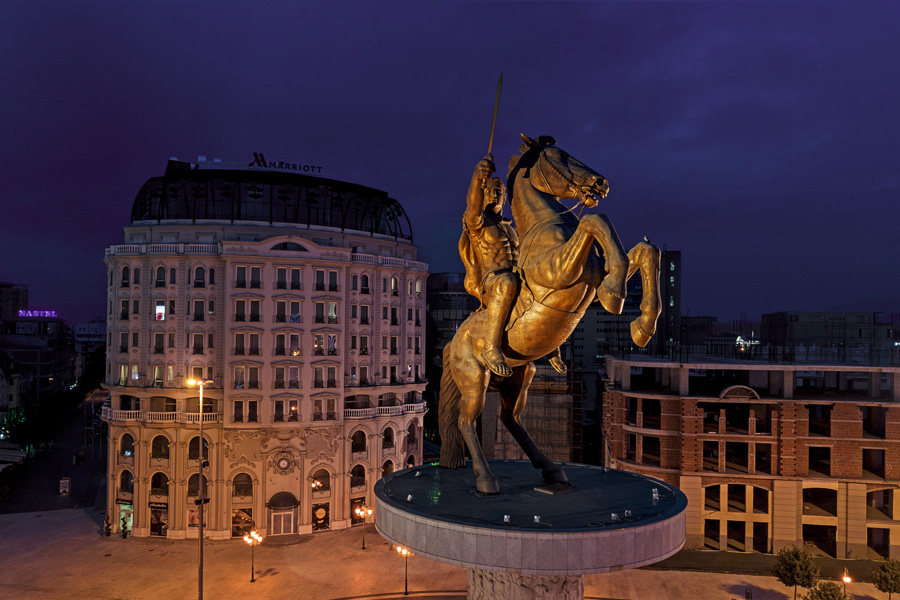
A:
<box><xmin>771</xmin><ymin>480</ymin><xmax>800</xmax><ymax>553</ymax></box>
<box><xmin>870</xmin><ymin>371</ymin><xmax>881</xmax><ymax>398</ymax></box>
<box><xmin>467</xmin><ymin>569</ymin><xmax>584</xmax><ymax>600</ymax></box>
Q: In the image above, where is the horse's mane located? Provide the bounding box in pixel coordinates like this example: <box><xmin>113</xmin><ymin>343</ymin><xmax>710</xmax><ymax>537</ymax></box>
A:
<box><xmin>506</xmin><ymin>135</ymin><xmax>557</xmax><ymax>202</ymax></box>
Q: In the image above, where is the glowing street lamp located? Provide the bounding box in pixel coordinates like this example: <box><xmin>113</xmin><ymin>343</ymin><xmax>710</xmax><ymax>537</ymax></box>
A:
<box><xmin>842</xmin><ymin>568</ymin><xmax>851</xmax><ymax>596</ymax></box>
<box><xmin>355</xmin><ymin>505</ymin><xmax>373</xmax><ymax>549</ymax></box>
<box><xmin>243</xmin><ymin>530</ymin><xmax>263</xmax><ymax>582</ymax></box>
<box><xmin>187</xmin><ymin>378</ymin><xmax>213</xmax><ymax>600</ymax></box>
<box><xmin>311</xmin><ymin>479</ymin><xmax>323</xmax><ymax>491</ymax></box>
<box><xmin>396</xmin><ymin>546</ymin><xmax>414</xmax><ymax>596</ymax></box>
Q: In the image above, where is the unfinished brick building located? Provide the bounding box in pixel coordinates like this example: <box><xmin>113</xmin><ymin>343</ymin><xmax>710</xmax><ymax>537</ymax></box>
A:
<box><xmin>603</xmin><ymin>357</ymin><xmax>900</xmax><ymax>559</ymax></box>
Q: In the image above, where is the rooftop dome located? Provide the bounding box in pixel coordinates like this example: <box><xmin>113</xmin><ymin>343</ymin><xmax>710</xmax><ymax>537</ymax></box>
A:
<box><xmin>131</xmin><ymin>160</ymin><xmax>414</xmax><ymax>241</ymax></box>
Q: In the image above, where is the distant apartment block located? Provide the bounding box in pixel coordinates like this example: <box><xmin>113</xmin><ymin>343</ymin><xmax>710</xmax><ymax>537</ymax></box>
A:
<box><xmin>603</xmin><ymin>356</ymin><xmax>900</xmax><ymax>559</ymax></box>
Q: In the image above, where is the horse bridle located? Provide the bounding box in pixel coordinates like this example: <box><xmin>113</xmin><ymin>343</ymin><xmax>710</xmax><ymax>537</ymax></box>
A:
<box><xmin>534</xmin><ymin>147</ymin><xmax>601</xmax><ymax>217</ymax></box>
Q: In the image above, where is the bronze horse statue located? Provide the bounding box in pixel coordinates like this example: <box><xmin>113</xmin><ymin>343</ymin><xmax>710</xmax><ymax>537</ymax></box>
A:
<box><xmin>438</xmin><ymin>134</ymin><xmax>661</xmax><ymax>494</ymax></box>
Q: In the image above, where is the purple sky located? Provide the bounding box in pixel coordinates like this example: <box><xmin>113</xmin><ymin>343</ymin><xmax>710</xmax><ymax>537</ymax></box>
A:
<box><xmin>1</xmin><ymin>1</ymin><xmax>898</xmax><ymax>324</ymax></box>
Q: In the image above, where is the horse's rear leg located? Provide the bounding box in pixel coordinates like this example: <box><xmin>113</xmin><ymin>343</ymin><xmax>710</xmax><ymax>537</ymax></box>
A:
<box><xmin>626</xmin><ymin>240</ymin><xmax>662</xmax><ymax>347</ymax></box>
<box><xmin>496</xmin><ymin>363</ymin><xmax>568</xmax><ymax>484</ymax></box>
<box><xmin>453</xmin><ymin>361</ymin><xmax>500</xmax><ymax>494</ymax></box>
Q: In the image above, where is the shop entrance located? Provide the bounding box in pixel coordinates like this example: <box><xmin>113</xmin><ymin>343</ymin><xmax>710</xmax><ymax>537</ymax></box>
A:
<box><xmin>267</xmin><ymin>491</ymin><xmax>298</xmax><ymax>536</ymax></box>
<box><xmin>117</xmin><ymin>502</ymin><xmax>133</xmax><ymax>533</ymax></box>
<box><xmin>149</xmin><ymin>502</ymin><xmax>168</xmax><ymax>537</ymax></box>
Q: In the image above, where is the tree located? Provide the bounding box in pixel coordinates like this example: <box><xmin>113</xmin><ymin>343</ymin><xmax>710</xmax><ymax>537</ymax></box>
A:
<box><xmin>802</xmin><ymin>581</ymin><xmax>847</xmax><ymax>600</ymax></box>
<box><xmin>772</xmin><ymin>546</ymin><xmax>819</xmax><ymax>600</ymax></box>
<box><xmin>873</xmin><ymin>558</ymin><xmax>900</xmax><ymax>600</ymax></box>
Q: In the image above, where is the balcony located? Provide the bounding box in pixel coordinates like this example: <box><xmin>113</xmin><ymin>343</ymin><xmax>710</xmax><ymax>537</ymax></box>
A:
<box><xmin>328</xmin><ymin>284</ymin><xmax>338</xmax><ymax>292</ymax></box>
<box><xmin>276</xmin><ymin>315</ymin><xmax>286</xmax><ymax>323</ymax></box>
<box><xmin>274</xmin><ymin>381</ymin><xmax>285</xmax><ymax>389</ymax></box>
<box><xmin>289</xmin><ymin>380</ymin><xmax>300</xmax><ymax>389</ymax></box>
<box><xmin>235</xmin><ymin>280</ymin><xmax>247</xmax><ymax>288</ymax></box>
<box><xmin>290</xmin><ymin>314</ymin><xmax>301</xmax><ymax>323</ymax></box>
<box><xmin>101</xmin><ymin>407</ymin><xmax>222</xmax><ymax>425</ymax></box>
<box><xmin>327</xmin><ymin>379</ymin><xmax>337</xmax><ymax>388</ymax></box>
<box><xmin>345</xmin><ymin>408</ymin><xmax>376</xmax><ymax>419</ymax></box>
<box><xmin>315</xmin><ymin>283</ymin><xmax>326</xmax><ymax>291</ymax></box>
<box><xmin>249</xmin><ymin>314</ymin><xmax>260</xmax><ymax>322</ymax></box>
<box><xmin>360</xmin><ymin>287</ymin><xmax>370</xmax><ymax>295</ymax></box>
<box><xmin>192</xmin><ymin>346</ymin><xmax>204</xmax><ymax>355</ymax></box>
<box><xmin>152</xmin><ymin>346</ymin><xmax>164</xmax><ymax>355</ymax></box>
<box><xmin>276</xmin><ymin>282</ymin><xmax>287</xmax><ymax>290</ymax></box>
<box><xmin>118</xmin><ymin>346</ymin><xmax>128</xmax><ymax>354</ymax></box>
<box><xmin>360</xmin><ymin>348</ymin><xmax>369</xmax><ymax>356</ymax></box>
<box><xmin>377</xmin><ymin>405</ymin><xmax>404</xmax><ymax>417</ymax></box>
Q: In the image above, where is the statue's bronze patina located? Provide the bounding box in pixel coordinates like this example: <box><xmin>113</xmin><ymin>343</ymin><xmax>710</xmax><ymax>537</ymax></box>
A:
<box><xmin>439</xmin><ymin>134</ymin><xmax>661</xmax><ymax>494</ymax></box>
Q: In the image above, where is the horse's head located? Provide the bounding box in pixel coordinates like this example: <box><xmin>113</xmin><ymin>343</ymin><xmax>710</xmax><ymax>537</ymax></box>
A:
<box><xmin>510</xmin><ymin>134</ymin><xmax>608</xmax><ymax>208</ymax></box>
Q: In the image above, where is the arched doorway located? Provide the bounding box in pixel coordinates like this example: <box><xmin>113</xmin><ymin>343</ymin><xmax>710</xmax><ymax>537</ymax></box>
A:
<box><xmin>267</xmin><ymin>491</ymin><xmax>298</xmax><ymax>536</ymax></box>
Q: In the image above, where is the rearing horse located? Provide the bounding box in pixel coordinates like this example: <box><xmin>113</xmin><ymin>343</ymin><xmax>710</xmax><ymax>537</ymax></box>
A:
<box><xmin>439</xmin><ymin>134</ymin><xmax>661</xmax><ymax>494</ymax></box>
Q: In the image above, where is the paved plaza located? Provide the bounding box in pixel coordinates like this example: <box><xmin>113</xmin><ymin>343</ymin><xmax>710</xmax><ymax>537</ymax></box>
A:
<box><xmin>0</xmin><ymin>507</ymin><xmax>885</xmax><ymax>600</ymax></box>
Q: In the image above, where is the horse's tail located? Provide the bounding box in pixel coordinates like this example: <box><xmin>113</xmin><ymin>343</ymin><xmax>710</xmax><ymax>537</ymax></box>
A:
<box><xmin>438</xmin><ymin>343</ymin><xmax>466</xmax><ymax>468</ymax></box>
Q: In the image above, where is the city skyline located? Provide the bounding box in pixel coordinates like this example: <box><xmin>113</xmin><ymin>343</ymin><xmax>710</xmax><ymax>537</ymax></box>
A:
<box><xmin>2</xmin><ymin>1</ymin><xmax>898</xmax><ymax>323</ymax></box>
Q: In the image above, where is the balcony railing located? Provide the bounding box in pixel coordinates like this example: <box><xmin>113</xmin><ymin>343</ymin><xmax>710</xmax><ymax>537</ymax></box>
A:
<box><xmin>101</xmin><ymin>407</ymin><xmax>222</xmax><ymax>424</ymax></box>
<box><xmin>345</xmin><ymin>408</ymin><xmax>376</xmax><ymax>419</ymax></box>
<box><xmin>377</xmin><ymin>405</ymin><xmax>404</xmax><ymax>416</ymax></box>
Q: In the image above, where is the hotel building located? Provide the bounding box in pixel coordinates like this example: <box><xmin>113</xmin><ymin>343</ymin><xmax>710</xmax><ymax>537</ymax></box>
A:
<box><xmin>102</xmin><ymin>157</ymin><xmax>428</xmax><ymax>539</ymax></box>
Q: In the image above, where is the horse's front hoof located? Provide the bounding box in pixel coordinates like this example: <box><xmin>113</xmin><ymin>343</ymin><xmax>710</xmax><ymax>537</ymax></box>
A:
<box><xmin>476</xmin><ymin>476</ymin><xmax>500</xmax><ymax>495</ymax></box>
<box><xmin>630</xmin><ymin>319</ymin><xmax>655</xmax><ymax>348</ymax></box>
<box><xmin>597</xmin><ymin>283</ymin><xmax>625</xmax><ymax>315</ymax></box>
<box><xmin>542</xmin><ymin>467</ymin><xmax>568</xmax><ymax>485</ymax></box>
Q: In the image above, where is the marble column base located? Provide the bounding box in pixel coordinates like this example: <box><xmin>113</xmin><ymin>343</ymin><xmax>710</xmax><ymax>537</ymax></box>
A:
<box><xmin>467</xmin><ymin>568</ymin><xmax>584</xmax><ymax>600</ymax></box>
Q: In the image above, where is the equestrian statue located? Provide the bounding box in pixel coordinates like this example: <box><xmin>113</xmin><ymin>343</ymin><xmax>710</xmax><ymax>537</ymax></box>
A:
<box><xmin>438</xmin><ymin>133</ymin><xmax>662</xmax><ymax>494</ymax></box>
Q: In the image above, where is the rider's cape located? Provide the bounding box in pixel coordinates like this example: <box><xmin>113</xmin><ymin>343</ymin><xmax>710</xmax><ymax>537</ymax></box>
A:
<box><xmin>459</xmin><ymin>222</ymin><xmax>487</xmax><ymax>310</ymax></box>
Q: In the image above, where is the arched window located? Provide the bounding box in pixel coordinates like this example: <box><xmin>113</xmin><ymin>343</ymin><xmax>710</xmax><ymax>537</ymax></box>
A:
<box><xmin>382</xmin><ymin>428</ymin><xmax>395</xmax><ymax>449</ymax></box>
<box><xmin>408</xmin><ymin>280</ymin><xmax>414</xmax><ymax>295</ymax></box>
<box><xmin>109</xmin><ymin>269</ymin><xmax>113</xmax><ymax>286</ymax></box>
<box><xmin>233</xmin><ymin>473</ymin><xmax>252</xmax><ymax>498</ymax></box>
<box><xmin>187</xmin><ymin>474</ymin><xmax>209</xmax><ymax>497</ymax></box>
<box><xmin>120</xmin><ymin>433</ymin><xmax>135</xmax><ymax>457</ymax></box>
<box><xmin>361</xmin><ymin>274</ymin><xmax>370</xmax><ymax>294</ymax></box>
<box><xmin>407</xmin><ymin>422</ymin><xmax>417</xmax><ymax>445</ymax></box>
<box><xmin>415</xmin><ymin>279</ymin><xmax>421</xmax><ymax>298</ymax></box>
<box><xmin>150</xmin><ymin>472</ymin><xmax>168</xmax><ymax>495</ymax></box>
<box><xmin>133</xmin><ymin>268</ymin><xmax>141</xmax><ymax>285</ymax></box>
<box><xmin>351</xmin><ymin>275</ymin><xmax>358</xmax><ymax>291</ymax></box>
<box><xmin>121</xmin><ymin>266</ymin><xmax>130</xmax><ymax>288</ymax></box>
<box><xmin>119</xmin><ymin>470</ymin><xmax>134</xmax><ymax>494</ymax></box>
<box><xmin>350</xmin><ymin>464</ymin><xmax>366</xmax><ymax>488</ymax></box>
<box><xmin>151</xmin><ymin>435</ymin><xmax>169</xmax><ymax>459</ymax></box>
<box><xmin>169</xmin><ymin>267</ymin><xmax>176</xmax><ymax>285</ymax></box>
<box><xmin>351</xmin><ymin>430</ymin><xmax>367</xmax><ymax>453</ymax></box>
<box><xmin>406</xmin><ymin>455</ymin><xmax>416</xmax><ymax>468</ymax></box>
<box><xmin>391</xmin><ymin>277</ymin><xmax>398</xmax><ymax>296</ymax></box>
<box><xmin>311</xmin><ymin>469</ymin><xmax>330</xmax><ymax>493</ymax></box>
<box><xmin>193</xmin><ymin>266</ymin><xmax>206</xmax><ymax>288</ymax></box>
<box><xmin>155</xmin><ymin>267</ymin><xmax>166</xmax><ymax>287</ymax></box>
<box><xmin>208</xmin><ymin>268</ymin><xmax>215</xmax><ymax>285</ymax></box>
<box><xmin>188</xmin><ymin>436</ymin><xmax>209</xmax><ymax>460</ymax></box>
<box><xmin>382</xmin><ymin>460</ymin><xmax>394</xmax><ymax>477</ymax></box>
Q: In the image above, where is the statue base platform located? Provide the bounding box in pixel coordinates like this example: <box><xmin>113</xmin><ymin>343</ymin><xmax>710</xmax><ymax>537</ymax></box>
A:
<box><xmin>374</xmin><ymin>460</ymin><xmax>687</xmax><ymax>600</ymax></box>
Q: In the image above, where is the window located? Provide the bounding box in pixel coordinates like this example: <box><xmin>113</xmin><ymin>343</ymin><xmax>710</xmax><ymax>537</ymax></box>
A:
<box><xmin>360</xmin><ymin>366</ymin><xmax>369</xmax><ymax>386</ymax></box>
<box><xmin>275</xmin><ymin>334</ymin><xmax>286</xmax><ymax>356</ymax></box>
<box><xmin>234</xmin><ymin>366</ymin><xmax>245</xmax><ymax>389</ymax></box>
<box><xmin>131</xmin><ymin>364</ymin><xmax>140</xmax><ymax>381</ymax></box>
<box><xmin>132</xmin><ymin>332</ymin><xmax>139</xmax><ymax>347</ymax></box>
<box><xmin>274</xmin><ymin>400</ymin><xmax>285</xmax><ymax>422</ymax></box>
<box><xmin>208</xmin><ymin>268</ymin><xmax>215</xmax><ymax>285</ymax></box>
<box><xmin>360</xmin><ymin>336</ymin><xmax>369</xmax><ymax>355</ymax></box>
<box><xmin>192</xmin><ymin>333</ymin><xmax>204</xmax><ymax>355</ymax></box>
<box><xmin>415</xmin><ymin>308</ymin><xmax>421</xmax><ymax>326</ymax></box>
<box><xmin>314</xmin><ymin>335</ymin><xmax>324</xmax><ymax>356</ymax></box>
<box><xmin>274</xmin><ymin>367</ymin><xmax>285</xmax><ymax>389</ymax></box>
<box><xmin>288</xmin><ymin>399</ymin><xmax>298</xmax><ymax>421</ymax></box>
<box><xmin>351</xmin><ymin>335</ymin><xmax>357</xmax><ymax>350</ymax></box>
<box><xmin>382</xmin><ymin>278</ymin><xmax>388</xmax><ymax>293</ymax></box>
<box><xmin>249</xmin><ymin>300</ymin><xmax>260</xmax><ymax>322</ymax></box>
<box><xmin>119</xmin><ymin>332</ymin><xmax>128</xmax><ymax>354</ymax></box>
<box><xmin>153</xmin><ymin>333</ymin><xmax>164</xmax><ymax>354</ymax></box>
<box><xmin>289</xmin><ymin>366</ymin><xmax>300</xmax><ymax>388</ymax></box>
<box><xmin>290</xmin><ymin>268</ymin><xmax>301</xmax><ymax>290</ymax></box>
<box><xmin>169</xmin><ymin>267</ymin><xmax>176</xmax><ymax>285</ymax></box>
<box><xmin>275</xmin><ymin>301</ymin><xmax>287</xmax><ymax>322</ymax></box>
<box><xmin>121</xmin><ymin>266</ymin><xmax>130</xmax><ymax>288</ymax></box>
<box><xmin>207</xmin><ymin>333</ymin><xmax>214</xmax><ymax>349</ymax></box>
<box><xmin>327</xmin><ymin>367</ymin><xmax>337</xmax><ymax>388</ymax></box>
<box><xmin>276</xmin><ymin>267</ymin><xmax>287</xmax><ymax>289</ymax></box>
<box><xmin>390</xmin><ymin>336</ymin><xmax>398</xmax><ymax>355</ymax></box>
<box><xmin>151</xmin><ymin>436</ymin><xmax>169</xmax><ymax>459</ymax></box>
<box><xmin>290</xmin><ymin>301</ymin><xmax>300</xmax><ymax>323</ymax></box>
<box><xmin>391</xmin><ymin>277</ymin><xmax>398</xmax><ymax>296</ymax></box>
<box><xmin>360</xmin><ymin>305</ymin><xmax>369</xmax><ymax>325</ymax></box>
<box><xmin>233</xmin><ymin>400</ymin><xmax>244</xmax><ymax>423</ymax></box>
<box><xmin>120</xmin><ymin>299</ymin><xmax>130</xmax><ymax>320</ymax></box>
<box><xmin>133</xmin><ymin>268</ymin><xmax>140</xmax><ymax>285</ymax></box>
<box><xmin>168</xmin><ymin>333</ymin><xmax>175</xmax><ymax>349</ymax></box>
<box><xmin>290</xmin><ymin>334</ymin><xmax>300</xmax><ymax>356</ymax></box>
<box><xmin>382</xmin><ymin>306</ymin><xmax>388</xmax><ymax>321</ymax></box>
<box><xmin>391</xmin><ymin>307</ymin><xmax>398</xmax><ymax>326</ymax></box>
<box><xmin>208</xmin><ymin>301</ymin><xmax>214</xmax><ymax>315</ymax></box>
<box><xmin>120</xmin><ymin>433</ymin><xmax>135</xmax><ymax>457</ymax></box>
<box><xmin>250</xmin><ymin>266</ymin><xmax>261</xmax><ymax>289</ymax></box>
<box><xmin>315</xmin><ymin>303</ymin><xmax>325</xmax><ymax>323</ymax></box>
<box><xmin>360</xmin><ymin>274</ymin><xmax>370</xmax><ymax>294</ymax></box>
<box><xmin>351</xmin><ymin>304</ymin><xmax>358</xmax><ymax>319</ymax></box>
<box><xmin>155</xmin><ymin>300</ymin><xmax>166</xmax><ymax>321</ymax></box>
<box><xmin>236</xmin><ymin>266</ymin><xmax>247</xmax><ymax>288</ymax></box>
<box><xmin>314</xmin><ymin>367</ymin><xmax>325</xmax><ymax>388</ymax></box>
<box><xmin>383</xmin><ymin>428</ymin><xmax>395</xmax><ymax>449</ymax></box>
<box><xmin>248</xmin><ymin>367</ymin><xmax>259</xmax><ymax>389</ymax></box>
<box><xmin>414</xmin><ymin>337</ymin><xmax>421</xmax><ymax>355</ymax></box>
<box><xmin>408</xmin><ymin>280</ymin><xmax>414</xmax><ymax>295</ymax></box>
<box><xmin>188</xmin><ymin>436</ymin><xmax>209</xmax><ymax>460</ymax></box>
<box><xmin>193</xmin><ymin>300</ymin><xmax>205</xmax><ymax>321</ymax></box>
<box><xmin>328</xmin><ymin>270</ymin><xmax>338</xmax><ymax>292</ymax></box>
<box><xmin>247</xmin><ymin>400</ymin><xmax>257</xmax><ymax>423</ymax></box>
<box><xmin>235</xmin><ymin>300</ymin><xmax>246</xmax><ymax>321</ymax></box>
<box><xmin>192</xmin><ymin>366</ymin><xmax>203</xmax><ymax>380</ymax></box>
<box><xmin>351</xmin><ymin>275</ymin><xmax>358</xmax><ymax>291</ymax></box>
<box><xmin>249</xmin><ymin>334</ymin><xmax>260</xmax><ymax>356</ymax></box>
<box><xmin>193</xmin><ymin>266</ymin><xmax>206</xmax><ymax>288</ymax></box>
<box><xmin>415</xmin><ymin>279</ymin><xmax>421</xmax><ymax>298</ymax></box>
<box><xmin>315</xmin><ymin>270</ymin><xmax>326</xmax><ymax>291</ymax></box>
<box><xmin>155</xmin><ymin>267</ymin><xmax>166</xmax><ymax>287</ymax></box>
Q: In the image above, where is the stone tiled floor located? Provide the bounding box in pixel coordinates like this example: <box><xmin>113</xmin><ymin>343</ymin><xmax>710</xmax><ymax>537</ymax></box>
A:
<box><xmin>0</xmin><ymin>509</ymin><xmax>887</xmax><ymax>599</ymax></box>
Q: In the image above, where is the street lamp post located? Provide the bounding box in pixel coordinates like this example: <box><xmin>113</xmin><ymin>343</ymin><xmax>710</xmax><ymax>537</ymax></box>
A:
<box><xmin>243</xmin><ymin>530</ymin><xmax>263</xmax><ymax>582</ymax></box>
<box><xmin>842</xmin><ymin>568</ymin><xmax>851</xmax><ymax>597</ymax></box>
<box><xmin>188</xmin><ymin>378</ymin><xmax>213</xmax><ymax>600</ymax></box>
<box><xmin>355</xmin><ymin>505</ymin><xmax>373</xmax><ymax>549</ymax></box>
<box><xmin>396</xmin><ymin>546</ymin><xmax>413</xmax><ymax>596</ymax></box>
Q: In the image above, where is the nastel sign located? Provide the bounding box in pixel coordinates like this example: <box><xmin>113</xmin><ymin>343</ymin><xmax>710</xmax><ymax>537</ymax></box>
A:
<box><xmin>248</xmin><ymin>152</ymin><xmax>322</xmax><ymax>174</ymax></box>
<box><xmin>19</xmin><ymin>310</ymin><xmax>58</xmax><ymax>318</ymax></box>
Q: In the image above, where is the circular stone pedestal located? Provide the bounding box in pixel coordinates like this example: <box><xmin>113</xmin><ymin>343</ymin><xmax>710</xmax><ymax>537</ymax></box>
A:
<box><xmin>374</xmin><ymin>460</ymin><xmax>687</xmax><ymax>600</ymax></box>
